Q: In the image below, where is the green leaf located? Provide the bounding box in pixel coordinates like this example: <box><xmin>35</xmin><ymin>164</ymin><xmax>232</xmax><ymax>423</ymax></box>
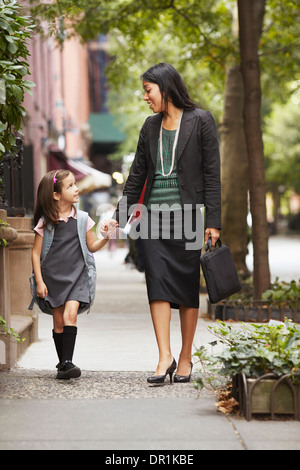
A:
<box><xmin>22</xmin><ymin>80</ymin><xmax>36</xmax><ymax>88</ymax></box>
<box><xmin>0</xmin><ymin>38</ymin><xmax>6</xmax><ymax>52</ymax></box>
<box><xmin>2</xmin><ymin>73</ymin><xmax>16</xmax><ymax>82</ymax></box>
<box><xmin>5</xmin><ymin>35</ymin><xmax>14</xmax><ymax>43</ymax></box>
<box><xmin>7</xmin><ymin>41</ymin><xmax>18</xmax><ymax>54</ymax></box>
<box><xmin>0</xmin><ymin>60</ymin><xmax>14</xmax><ymax>66</ymax></box>
<box><xmin>10</xmin><ymin>84</ymin><xmax>23</xmax><ymax>100</ymax></box>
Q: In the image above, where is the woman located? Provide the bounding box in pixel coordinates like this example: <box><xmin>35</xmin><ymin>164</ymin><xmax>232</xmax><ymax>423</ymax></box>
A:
<box><xmin>102</xmin><ymin>63</ymin><xmax>221</xmax><ymax>384</ymax></box>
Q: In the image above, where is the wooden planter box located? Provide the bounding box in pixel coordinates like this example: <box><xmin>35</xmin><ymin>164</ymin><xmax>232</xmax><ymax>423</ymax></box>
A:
<box><xmin>233</xmin><ymin>373</ymin><xmax>300</xmax><ymax>421</ymax></box>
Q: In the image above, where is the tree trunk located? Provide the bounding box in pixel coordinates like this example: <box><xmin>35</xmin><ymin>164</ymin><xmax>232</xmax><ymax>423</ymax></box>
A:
<box><xmin>220</xmin><ymin>64</ymin><xmax>249</xmax><ymax>275</ymax></box>
<box><xmin>238</xmin><ymin>0</ymin><xmax>270</xmax><ymax>298</ymax></box>
<box><xmin>270</xmin><ymin>183</ymin><xmax>280</xmax><ymax>235</ymax></box>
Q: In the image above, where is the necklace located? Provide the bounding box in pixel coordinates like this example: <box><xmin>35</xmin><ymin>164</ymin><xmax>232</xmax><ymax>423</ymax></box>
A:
<box><xmin>159</xmin><ymin>111</ymin><xmax>183</xmax><ymax>177</ymax></box>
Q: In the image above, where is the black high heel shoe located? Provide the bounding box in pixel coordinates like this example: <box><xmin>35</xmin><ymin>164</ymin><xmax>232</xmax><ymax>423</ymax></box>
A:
<box><xmin>147</xmin><ymin>358</ymin><xmax>177</xmax><ymax>385</ymax></box>
<box><xmin>174</xmin><ymin>362</ymin><xmax>193</xmax><ymax>383</ymax></box>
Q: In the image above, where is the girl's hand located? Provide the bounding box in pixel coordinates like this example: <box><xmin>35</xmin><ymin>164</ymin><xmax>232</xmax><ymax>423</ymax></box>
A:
<box><xmin>37</xmin><ymin>281</ymin><xmax>48</xmax><ymax>299</ymax></box>
<box><xmin>100</xmin><ymin>219</ymin><xmax>119</xmax><ymax>239</ymax></box>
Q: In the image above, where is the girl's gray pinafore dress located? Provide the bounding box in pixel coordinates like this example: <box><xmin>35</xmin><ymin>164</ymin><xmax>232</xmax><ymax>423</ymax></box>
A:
<box><xmin>41</xmin><ymin>217</ymin><xmax>89</xmax><ymax>312</ymax></box>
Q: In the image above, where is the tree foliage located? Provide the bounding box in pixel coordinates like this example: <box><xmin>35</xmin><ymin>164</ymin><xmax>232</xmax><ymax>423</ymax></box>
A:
<box><xmin>28</xmin><ymin>0</ymin><xmax>300</xmax><ymax>294</ymax></box>
<box><xmin>29</xmin><ymin>0</ymin><xmax>300</xmax><ymax>84</ymax></box>
<box><xmin>29</xmin><ymin>0</ymin><xmax>300</xmax><ymax>157</ymax></box>
<box><xmin>0</xmin><ymin>0</ymin><xmax>35</xmax><ymax>157</ymax></box>
<box><xmin>264</xmin><ymin>98</ymin><xmax>300</xmax><ymax>194</ymax></box>
<box><xmin>30</xmin><ymin>0</ymin><xmax>235</xmax><ymax>58</ymax></box>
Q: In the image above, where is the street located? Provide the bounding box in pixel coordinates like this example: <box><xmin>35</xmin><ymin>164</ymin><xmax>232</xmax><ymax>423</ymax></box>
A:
<box><xmin>246</xmin><ymin>235</ymin><xmax>300</xmax><ymax>282</ymax></box>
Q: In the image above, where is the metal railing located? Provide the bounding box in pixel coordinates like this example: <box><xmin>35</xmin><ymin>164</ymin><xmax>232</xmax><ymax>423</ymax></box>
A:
<box><xmin>213</xmin><ymin>299</ymin><xmax>299</xmax><ymax>323</ymax></box>
<box><xmin>233</xmin><ymin>372</ymin><xmax>300</xmax><ymax>421</ymax></box>
<box><xmin>0</xmin><ymin>138</ymin><xmax>25</xmax><ymax>217</ymax></box>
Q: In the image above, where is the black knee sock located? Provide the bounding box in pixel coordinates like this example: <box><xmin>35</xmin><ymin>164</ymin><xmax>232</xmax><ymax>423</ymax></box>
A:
<box><xmin>52</xmin><ymin>330</ymin><xmax>63</xmax><ymax>363</ymax></box>
<box><xmin>62</xmin><ymin>326</ymin><xmax>77</xmax><ymax>363</ymax></box>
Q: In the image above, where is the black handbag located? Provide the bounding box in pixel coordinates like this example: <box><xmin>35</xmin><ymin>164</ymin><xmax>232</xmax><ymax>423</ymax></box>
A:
<box><xmin>200</xmin><ymin>238</ymin><xmax>241</xmax><ymax>304</ymax></box>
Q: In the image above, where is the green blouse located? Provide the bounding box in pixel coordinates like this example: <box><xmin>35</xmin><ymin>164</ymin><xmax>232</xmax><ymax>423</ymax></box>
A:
<box><xmin>147</xmin><ymin>128</ymin><xmax>182</xmax><ymax>211</ymax></box>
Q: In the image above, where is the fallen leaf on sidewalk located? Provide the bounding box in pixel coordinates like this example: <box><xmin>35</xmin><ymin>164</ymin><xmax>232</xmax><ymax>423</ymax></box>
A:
<box><xmin>215</xmin><ymin>397</ymin><xmax>240</xmax><ymax>414</ymax></box>
<box><xmin>215</xmin><ymin>388</ymin><xmax>240</xmax><ymax>414</ymax></box>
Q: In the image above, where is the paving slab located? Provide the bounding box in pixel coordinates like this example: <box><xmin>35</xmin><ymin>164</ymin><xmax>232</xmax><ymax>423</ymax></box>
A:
<box><xmin>0</xmin><ymin>397</ymin><xmax>243</xmax><ymax>451</ymax></box>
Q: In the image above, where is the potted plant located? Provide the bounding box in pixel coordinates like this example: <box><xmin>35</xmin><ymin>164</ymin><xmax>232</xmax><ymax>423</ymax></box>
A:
<box><xmin>194</xmin><ymin>318</ymin><xmax>300</xmax><ymax>420</ymax></box>
<box><xmin>212</xmin><ymin>278</ymin><xmax>300</xmax><ymax>323</ymax></box>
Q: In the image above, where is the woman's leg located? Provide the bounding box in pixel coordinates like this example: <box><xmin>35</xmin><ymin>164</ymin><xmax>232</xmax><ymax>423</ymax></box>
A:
<box><xmin>150</xmin><ymin>300</ymin><xmax>173</xmax><ymax>375</ymax></box>
<box><xmin>177</xmin><ymin>306</ymin><xmax>198</xmax><ymax>376</ymax></box>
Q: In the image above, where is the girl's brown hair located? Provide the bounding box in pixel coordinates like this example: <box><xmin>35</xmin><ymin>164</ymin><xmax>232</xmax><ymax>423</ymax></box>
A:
<box><xmin>34</xmin><ymin>169</ymin><xmax>75</xmax><ymax>229</ymax></box>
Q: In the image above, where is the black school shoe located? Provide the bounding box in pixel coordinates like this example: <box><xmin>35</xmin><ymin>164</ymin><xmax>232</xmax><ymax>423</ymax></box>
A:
<box><xmin>56</xmin><ymin>360</ymin><xmax>81</xmax><ymax>380</ymax></box>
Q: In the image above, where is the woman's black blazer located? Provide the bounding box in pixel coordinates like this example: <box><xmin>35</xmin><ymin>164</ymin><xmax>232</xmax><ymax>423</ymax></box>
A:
<box><xmin>115</xmin><ymin>108</ymin><xmax>221</xmax><ymax>229</ymax></box>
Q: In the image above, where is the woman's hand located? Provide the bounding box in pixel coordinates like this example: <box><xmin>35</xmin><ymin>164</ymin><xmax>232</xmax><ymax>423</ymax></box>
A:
<box><xmin>204</xmin><ymin>228</ymin><xmax>220</xmax><ymax>247</ymax></box>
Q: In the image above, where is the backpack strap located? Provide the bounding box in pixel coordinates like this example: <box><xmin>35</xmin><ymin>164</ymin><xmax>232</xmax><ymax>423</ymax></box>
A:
<box><xmin>76</xmin><ymin>210</ymin><xmax>89</xmax><ymax>265</ymax></box>
<box><xmin>28</xmin><ymin>218</ymin><xmax>54</xmax><ymax>313</ymax></box>
<box><xmin>40</xmin><ymin>217</ymin><xmax>55</xmax><ymax>266</ymax></box>
<box><xmin>76</xmin><ymin>210</ymin><xmax>97</xmax><ymax>313</ymax></box>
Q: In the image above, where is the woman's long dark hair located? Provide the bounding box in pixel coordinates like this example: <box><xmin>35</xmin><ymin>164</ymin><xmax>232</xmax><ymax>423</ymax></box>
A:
<box><xmin>141</xmin><ymin>63</ymin><xmax>197</xmax><ymax>113</ymax></box>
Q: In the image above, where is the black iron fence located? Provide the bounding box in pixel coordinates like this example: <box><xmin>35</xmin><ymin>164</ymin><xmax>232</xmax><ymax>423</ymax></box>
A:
<box><xmin>0</xmin><ymin>138</ymin><xmax>25</xmax><ymax>217</ymax></box>
<box><xmin>211</xmin><ymin>299</ymin><xmax>300</xmax><ymax>323</ymax></box>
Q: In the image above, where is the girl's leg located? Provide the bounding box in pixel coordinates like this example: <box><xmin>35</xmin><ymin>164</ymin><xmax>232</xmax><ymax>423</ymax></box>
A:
<box><xmin>53</xmin><ymin>305</ymin><xmax>64</xmax><ymax>333</ymax></box>
<box><xmin>61</xmin><ymin>300</ymin><xmax>80</xmax><ymax>364</ymax></box>
<box><xmin>177</xmin><ymin>306</ymin><xmax>198</xmax><ymax>376</ymax></box>
<box><xmin>53</xmin><ymin>300</ymin><xmax>79</xmax><ymax>362</ymax></box>
<box><xmin>53</xmin><ymin>301</ymin><xmax>81</xmax><ymax>378</ymax></box>
<box><xmin>63</xmin><ymin>300</ymin><xmax>79</xmax><ymax>326</ymax></box>
<box><xmin>52</xmin><ymin>306</ymin><xmax>65</xmax><ymax>364</ymax></box>
<box><xmin>150</xmin><ymin>300</ymin><xmax>173</xmax><ymax>375</ymax></box>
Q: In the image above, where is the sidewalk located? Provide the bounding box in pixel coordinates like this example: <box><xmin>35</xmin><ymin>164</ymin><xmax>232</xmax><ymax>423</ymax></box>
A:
<box><xmin>1</xmin><ymin>246</ymin><xmax>300</xmax><ymax>451</ymax></box>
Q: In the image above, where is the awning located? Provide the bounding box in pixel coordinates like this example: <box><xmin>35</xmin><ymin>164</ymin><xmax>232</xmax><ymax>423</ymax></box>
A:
<box><xmin>48</xmin><ymin>144</ymin><xmax>112</xmax><ymax>194</ymax></box>
<box><xmin>88</xmin><ymin>112</ymin><xmax>125</xmax><ymax>144</ymax></box>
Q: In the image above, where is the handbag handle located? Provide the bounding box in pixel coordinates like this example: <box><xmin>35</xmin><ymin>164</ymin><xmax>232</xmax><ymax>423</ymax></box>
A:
<box><xmin>205</xmin><ymin>237</ymin><xmax>222</xmax><ymax>251</ymax></box>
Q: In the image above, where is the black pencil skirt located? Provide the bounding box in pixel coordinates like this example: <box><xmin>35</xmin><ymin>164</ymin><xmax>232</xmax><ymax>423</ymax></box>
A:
<box><xmin>139</xmin><ymin>209</ymin><xmax>203</xmax><ymax>309</ymax></box>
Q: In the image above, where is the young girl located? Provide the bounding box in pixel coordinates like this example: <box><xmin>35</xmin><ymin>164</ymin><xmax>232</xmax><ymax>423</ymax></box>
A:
<box><xmin>32</xmin><ymin>169</ymin><xmax>114</xmax><ymax>379</ymax></box>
